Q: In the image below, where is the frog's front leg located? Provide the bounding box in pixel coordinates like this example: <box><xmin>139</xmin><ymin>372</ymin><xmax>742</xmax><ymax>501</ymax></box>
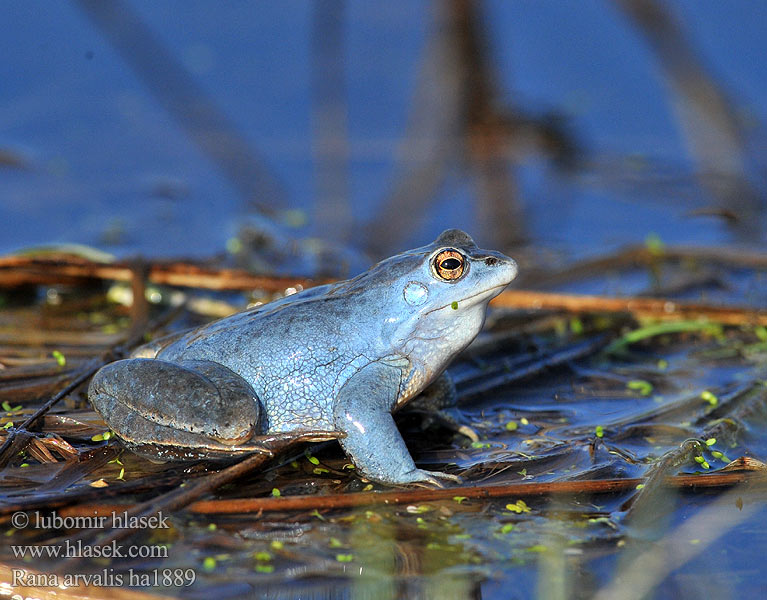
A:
<box><xmin>333</xmin><ymin>362</ymin><xmax>461</xmax><ymax>487</ymax></box>
<box><xmin>89</xmin><ymin>358</ymin><xmax>261</xmax><ymax>450</ymax></box>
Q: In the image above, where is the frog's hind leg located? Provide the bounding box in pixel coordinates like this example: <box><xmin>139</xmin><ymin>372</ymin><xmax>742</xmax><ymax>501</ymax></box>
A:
<box><xmin>404</xmin><ymin>372</ymin><xmax>479</xmax><ymax>443</ymax></box>
<box><xmin>89</xmin><ymin>358</ymin><xmax>261</xmax><ymax>450</ymax></box>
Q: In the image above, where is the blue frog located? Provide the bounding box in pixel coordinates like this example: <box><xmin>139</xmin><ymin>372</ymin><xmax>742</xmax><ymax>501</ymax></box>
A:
<box><xmin>89</xmin><ymin>229</ymin><xmax>517</xmax><ymax>485</ymax></box>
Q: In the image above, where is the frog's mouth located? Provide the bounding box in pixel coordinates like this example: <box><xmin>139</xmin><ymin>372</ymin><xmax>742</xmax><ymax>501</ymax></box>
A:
<box><xmin>429</xmin><ymin>283</ymin><xmax>508</xmax><ymax>314</ymax></box>
<box><xmin>455</xmin><ymin>283</ymin><xmax>508</xmax><ymax>307</ymax></box>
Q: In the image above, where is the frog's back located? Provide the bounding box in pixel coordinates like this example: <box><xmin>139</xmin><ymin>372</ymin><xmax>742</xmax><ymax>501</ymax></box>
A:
<box><xmin>155</xmin><ymin>293</ymin><xmax>382</xmax><ymax>432</ymax></box>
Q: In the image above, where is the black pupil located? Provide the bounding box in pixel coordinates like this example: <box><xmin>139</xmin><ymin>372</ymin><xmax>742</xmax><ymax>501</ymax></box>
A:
<box><xmin>440</xmin><ymin>258</ymin><xmax>461</xmax><ymax>270</ymax></box>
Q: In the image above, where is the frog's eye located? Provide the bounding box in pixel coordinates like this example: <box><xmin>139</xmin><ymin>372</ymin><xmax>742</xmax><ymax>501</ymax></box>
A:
<box><xmin>433</xmin><ymin>249</ymin><xmax>465</xmax><ymax>281</ymax></box>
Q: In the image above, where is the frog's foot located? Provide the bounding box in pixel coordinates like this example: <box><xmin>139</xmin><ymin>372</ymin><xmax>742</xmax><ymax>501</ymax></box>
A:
<box><xmin>89</xmin><ymin>358</ymin><xmax>262</xmax><ymax>455</ymax></box>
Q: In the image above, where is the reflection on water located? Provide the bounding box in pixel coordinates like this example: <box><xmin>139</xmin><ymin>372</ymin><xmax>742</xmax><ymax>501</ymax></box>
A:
<box><xmin>1</xmin><ymin>1</ymin><xmax>766</xmax><ymax>266</ymax></box>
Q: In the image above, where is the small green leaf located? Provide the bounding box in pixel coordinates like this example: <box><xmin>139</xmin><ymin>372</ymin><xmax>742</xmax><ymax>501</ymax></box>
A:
<box><xmin>500</xmin><ymin>523</ymin><xmax>514</xmax><ymax>534</ymax></box>
<box><xmin>569</xmin><ymin>318</ymin><xmax>584</xmax><ymax>335</ymax></box>
<box><xmin>505</xmin><ymin>421</ymin><xmax>518</xmax><ymax>431</ymax></box>
<box><xmin>700</xmin><ymin>390</ymin><xmax>718</xmax><ymax>406</ymax></box>
<box><xmin>505</xmin><ymin>500</ymin><xmax>531</xmax><ymax>514</ymax></box>
<box><xmin>645</xmin><ymin>232</ymin><xmax>665</xmax><ymax>256</ymax></box>
<box><xmin>282</xmin><ymin>208</ymin><xmax>307</xmax><ymax>228</ymax></box>
<box><xmin>452</xmin><ymin>496</ymin><xmax>468</xmax><ymax>504</ymax></box>
<box><xmin>255</xmin><ymin>564</ymin><xmax>274</xmax><ymax>573</ymax></box>
<box><xmin>52</xmin><ymin>350</ymin><xmax>66</xmax><ymax>367</ymax></box>
<box><xmin>329</xmin><ymin>537</ymin><xmax>343</xmax><ymax>548</ymax></box>
<box><xmin>710</xmin><ymin>451</ymin><xmax>731</xmax><ymax>462</ymax></box>
<box><xmin>270</xmin><ymin>540</ymin><xmax>284</xmax><ymax>550</ymax></box>
<box><xmin>307</xmin><ymin>455</ymin><xmax>320</xmax><ymax>465</ymax></box>
<box><xmin>627</xmin><ymin>380</ymin><xmax>653</xmax><ymax>396</ymax></box>
<box><xmin>693</xmin><ymin>455</ymin><xmax>710</xmax><ymax>468</ymax></box>
<box><xmin>595</xmin><ymin>425</ymin><xmax>604</xmax><ymax>438</ymax></box>
<box><xmin>226</xmin><ymin>237</ymin><xmax>243</xmax><ymax>255</ymax></box>
<box><xmin>520</xmin><ymin>417</ymin><xmax>529</xmax><ymax>425</ymax></box>
<box><xmin>705</xmin><ymin>438</ymin><xmax>716</xmax><ymax>446</ymax></box>
<box><xmin>336</xmin><ymin>553</ymin><xmax>354</xmax><ymax>562</ymax></box>
<box><xmin>451</xmin><ymin>301</ymin><xmax>459</xmax><ymax>310</ymax></box>
<box><xmin>202</xmin><ymin>557</ymin><xmax>217</xmax><ymax>571</ymax></box>
<box><xmin>606</xmin><ymin>321</ymin><xmax>722</xmax><ymax>354</ymax></box>
<box><xmin>271</xmin><ymin>488</ymin><xmax>281</xmax><ymax>497</ymax></box>
<box><xmin>3</xmin><ymin>422</ymin><xmax>12</xmax><ymax>430</ymax></box>
<box><xmin>254</xmin><ymin>551</ymin><xmax>271</xmax><ymax>561</ymax></box>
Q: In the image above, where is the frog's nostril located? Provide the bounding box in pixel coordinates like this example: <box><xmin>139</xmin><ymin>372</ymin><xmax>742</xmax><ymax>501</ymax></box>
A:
<box><xmin>484</xmin><ymin>257</ymin><xmax>499</xmax><ymax>266</ymax></box>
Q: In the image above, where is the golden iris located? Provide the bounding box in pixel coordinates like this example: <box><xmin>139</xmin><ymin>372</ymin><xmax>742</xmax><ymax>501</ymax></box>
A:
<box><xmin>433</xmin><ymin>249</ymin><xmax>465</xmax><ymax>281</ymax></box>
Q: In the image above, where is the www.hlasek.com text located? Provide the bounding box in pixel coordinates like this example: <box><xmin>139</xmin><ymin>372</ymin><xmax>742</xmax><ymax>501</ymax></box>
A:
<box><xmin>12</xmin><ymin>539</ymin><xmax>168</xmax><ymax>559</ymax></box>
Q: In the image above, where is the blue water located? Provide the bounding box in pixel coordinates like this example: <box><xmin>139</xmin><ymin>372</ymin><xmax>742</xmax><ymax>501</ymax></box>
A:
<box><xmin>1</xmin><ymin>1</ymin><xmax>766</xmax><ymax>261</ymax></box>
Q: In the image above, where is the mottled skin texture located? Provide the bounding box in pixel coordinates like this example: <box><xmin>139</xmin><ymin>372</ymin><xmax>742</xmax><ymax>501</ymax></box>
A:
<box><xmin>89</xmin><ymin>229</ymin><xmax>517</xmax><ymax>486</ymax></box>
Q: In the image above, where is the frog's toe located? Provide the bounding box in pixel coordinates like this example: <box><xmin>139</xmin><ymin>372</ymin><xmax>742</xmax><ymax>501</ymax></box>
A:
<box><xmin>455</xmin><ymin>424</ymin><xmax>479</xmax><ymax>443</ymax></box>
<box><xmin>402</xmin><ymin>468</ymin><xmax>463</xmax><ymax>488</ymax></box>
